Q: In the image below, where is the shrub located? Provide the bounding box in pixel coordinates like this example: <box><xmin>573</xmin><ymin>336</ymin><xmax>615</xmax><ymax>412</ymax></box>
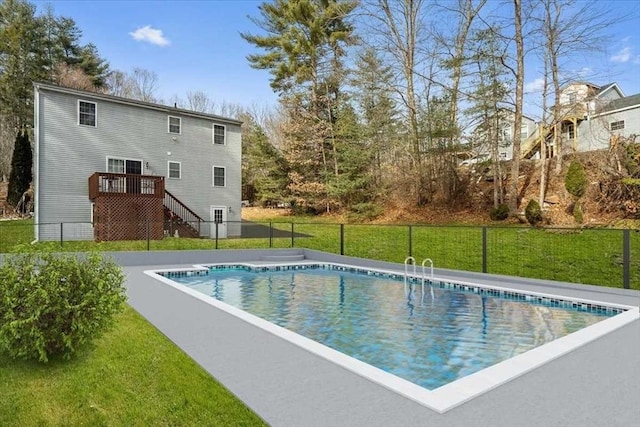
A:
<box><xmin>489</xmin><ymin>203</ymin><xmax>510</xmax><ymax>221</ymax></box>
<box><xmin>573</xmin><ymin>200</ymin><xmax>584</xmax><ymax>224</ymax></box>
<box><xmin>347</xmin><ymin>202</ymin><xmax>383</xmax><ymax>222</ymax></box>
<box><xmin>7</xmin><ymin>131</ymin><xmax>33</xmax><ymax>207</ymax></box>
<box><xmin>525</xmin><ymin>199</ymin><xmax>543</xmax><ymax>226</ymax></box>
<box><xmin>565</xmin><ymin>159</ymin><xmax>587</xmax><ymax>199</ymax></box>
<box><xmin>0</xmin><ymin>250</ymin><xmax>126</xmax><ymax>362</ymax></box>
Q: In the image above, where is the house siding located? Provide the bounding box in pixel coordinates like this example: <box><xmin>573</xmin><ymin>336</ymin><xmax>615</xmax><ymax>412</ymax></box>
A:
<box><xmin>577</xmin><ymin>106</ymin><xmax>640</xmax><ymax>152</ymax></box>
<box><xmin>35</xmin><ymin>85</ymin><xmax>242</xmax><ymax>241</ymax></box>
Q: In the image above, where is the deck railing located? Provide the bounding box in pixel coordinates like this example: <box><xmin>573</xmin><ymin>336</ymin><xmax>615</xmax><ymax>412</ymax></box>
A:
<box><xmin>89</xmin><ymin>172</ymin><xmax>165</xmax><ymax>200</ymax></box>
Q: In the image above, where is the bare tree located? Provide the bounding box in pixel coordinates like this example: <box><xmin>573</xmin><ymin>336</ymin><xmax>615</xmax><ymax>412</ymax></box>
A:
<box><xmin>129</xmin><ymin>68</ymin><xmax>159</xmax><ymax>103</ymax></box>
<box><xmin>508</xmin><ymin>0</ymin><xmax>524</xmax><ymax>212</ymax></box>
<box><xmin>363</xmin><ymin>0</ymin><xmax>431</xmax><ymax>204</ymax></box>
<box><xmin>186</xmin><ymin>90</ymin><xmax>213</xmax><ymax>113</ymax></box>
<box><xmin>532</xmin><ymin>0</ymin><xmax>616</xmax><ymax>175</ymax></box>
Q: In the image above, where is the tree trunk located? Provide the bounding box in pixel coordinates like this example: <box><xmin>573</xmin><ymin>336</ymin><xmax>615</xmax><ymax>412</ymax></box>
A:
<box><xmin>508</xmin><ymin>0</ymin><xmax>524</xmax><ymax>212</ymax></box>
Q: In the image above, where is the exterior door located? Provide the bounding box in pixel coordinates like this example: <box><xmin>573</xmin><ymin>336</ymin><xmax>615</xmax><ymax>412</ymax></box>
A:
<box><xmin>125</xmin><ymin>160</ymin><xmax>142</xmax><ymax>194</ymax></box>
<box><xmin>210</xmin><ymin>206</ymin><xmax>227</xmax><ymax>238</ymax></box>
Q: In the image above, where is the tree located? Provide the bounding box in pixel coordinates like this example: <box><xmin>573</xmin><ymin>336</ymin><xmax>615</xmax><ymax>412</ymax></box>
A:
<box><xmin>363</xmin><ymin>0</ymin><xmax>430</xmax><ymax>204</ymax></box>
<box><xmin>532</xmin><ymin>0</ymin><xmax>616</xmax><ymax>175</ymax></box>
<box><xmin>466</xmin><ymin>27</ymin><xmax>512</xmax><ymax>207</ymax></box>
<box><xmin>7</xmin><ymin>131</ymin><xmax>32</xmax><ymax>208</ymax></box>
<box><xmin>350</xmin><ymin>48</ymin><xmax>399</xmax><ymax>190</ymax></box>
<box><xmin>242</xmin><ymin>0</ymin><xmax>357</xmax><ymax>212</ymax></box>
<box><xmin>508</xmin><ymin>0</ymin><xmax>525</xmax><ymax>212</ymax></box>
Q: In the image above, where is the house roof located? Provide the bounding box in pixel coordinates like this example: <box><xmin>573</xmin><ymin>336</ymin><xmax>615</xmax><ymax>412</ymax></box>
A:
<box><xmin>33</xmin><ymin>81</ymin><xmax>244</xmax><ymax>126</ymax></box>
<box><xmin>600</xmin><ymin>93</ymin><xmax>640</xmax><ymax>113</ymax></box>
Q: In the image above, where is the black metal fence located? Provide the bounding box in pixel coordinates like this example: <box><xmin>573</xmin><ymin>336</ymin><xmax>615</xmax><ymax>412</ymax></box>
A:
<box><xmin>1</xmin><ymin>220</ymin><xmax>638</xmax><ymax>289</ymax></box>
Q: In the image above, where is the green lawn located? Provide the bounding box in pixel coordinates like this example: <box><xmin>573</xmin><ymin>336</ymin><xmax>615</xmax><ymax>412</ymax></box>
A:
<box><xmin>1</xmin><ymin>219</ymin><xmax>638</xmax><ymax>289</ymax></box>
<box><xmin>0</xmin><ymin>305</ymin><xmax>266</xmax><ymax>426</ymax></box>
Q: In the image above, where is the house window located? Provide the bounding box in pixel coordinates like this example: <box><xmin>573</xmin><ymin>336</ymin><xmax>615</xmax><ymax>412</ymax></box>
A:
<box><xmin>168</xmin><ymin>161</ymin><xmax>181</xmax><ymax>179</ymax></box>
<box><xmin>567</xmin><ymin>92</ymin><xmax>577</xmax><ymax>104</ymax></box>
<box><xmin>213</xmin><ymin>124</ymin><xmax>226</xmax><ymax>145</ymax></box>
<box><xmin>78</xmin><ymin>100</ymin><xmax>96</xmax><ymax>127</ymax></box>
<box><xmin>168</xmin><ymin>116</ymin><xmax>181</xmax><ymax>134</ymax></box>
<box><xmin>610</xmin><ymin>120</ymin><xmax>625</xmax><ymax>131</ymax></box>
<box><xmin>107</xmin><ymin>158</ymin><xmax>125</xmax><ymax>173</ymax></box>
<box><xmin>567</xmin><ymin>123</ymin><xmax>575</xmax><ymax>139</ymax></box>
<box><xmin>520</xmin><ymin>125</ymin><xmax>528</xmax><ymax>140</ymax></box>
<box><xmin>213</xmin><ymin>166</ymin><xmax>226</xmax><ymax>187</ymax></box>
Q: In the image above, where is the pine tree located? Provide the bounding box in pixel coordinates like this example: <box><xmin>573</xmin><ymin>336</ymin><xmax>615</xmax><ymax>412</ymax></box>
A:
<box><xmin>7</xmin><ymin>131</ymin><xmax>32</xmax><ymax>208</ymax></box>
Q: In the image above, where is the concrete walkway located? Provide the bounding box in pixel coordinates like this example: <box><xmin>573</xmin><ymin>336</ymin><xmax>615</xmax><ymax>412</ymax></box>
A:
<box><xmin>117</xmin><ymin>249</ymin><xmax>640</xmax><ymax>427</ymax></box>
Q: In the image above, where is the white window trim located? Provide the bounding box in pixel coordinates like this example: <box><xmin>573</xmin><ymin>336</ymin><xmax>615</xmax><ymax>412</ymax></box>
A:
<box><xmin>212</xmin><ymin>165</ymin><xmax>226</xmax><ymax>187</ymax></box>
<box><xmin>168</xmin><ymin>161</ymin><xmax>181</xmax><ymax>179</ymax></box>
<box><xmin>106</xmin><ymin>156</ymin><xmax>144</xmax><ymax>173</ymax></box>
<box><xmin>213</xmin><ymin>124</ymin><xmax>226</xmax><ymax>145</ymax></box>
<box><xmin>78</xmin><ymin>99</ymin><xmax>97</xmax><ymax>127</ymax></box>
<box><xmin>168</xmin><ymin>115</ymin><xmax>181</xmax><ymax>134</ymax></box>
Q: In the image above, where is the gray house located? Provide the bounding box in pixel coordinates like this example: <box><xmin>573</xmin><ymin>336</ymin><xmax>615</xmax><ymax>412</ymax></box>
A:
<box><xmin>33</xmin><ymin>82</ymin><xmax>242</xmax><ymax>241</ymax></box>
<box><xmin>522</xmin><ymin>82</ymin><xmax>639</xmax><ymax>158</ymax></box>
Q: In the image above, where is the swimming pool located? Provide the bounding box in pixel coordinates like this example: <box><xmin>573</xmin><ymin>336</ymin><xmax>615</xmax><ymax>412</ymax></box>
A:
<box><xmin>147</xmin><ymin>262</ymin><xmax>638</xmax><ymax>412</ymax></box>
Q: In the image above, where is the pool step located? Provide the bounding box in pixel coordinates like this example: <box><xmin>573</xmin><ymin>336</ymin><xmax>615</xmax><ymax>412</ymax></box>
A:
<box><xmin>260</xmin><ymin>251</ymin><xmax>305</xmax><ymax>262</ymax></box>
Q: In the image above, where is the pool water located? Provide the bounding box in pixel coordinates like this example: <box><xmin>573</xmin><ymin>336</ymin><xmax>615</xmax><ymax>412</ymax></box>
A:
<box><xmin>172</xmin><ymin>268</ymin><xmax>613</xmax><ymax>390</ymax></box>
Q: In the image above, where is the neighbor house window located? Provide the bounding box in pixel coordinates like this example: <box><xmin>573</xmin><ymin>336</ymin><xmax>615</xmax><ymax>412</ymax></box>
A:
<box><xmin>78</xmin><ymin>100</ymin><xmax>96</xmax><ymax>126</ymax></box>
<box><xmin>213</xmin><ymin>166</ymin><xmax>226</xmax><ymax>187</ymax></box>
<box><xmin>520</xmin><ymin>125</ymin><xmax>528</xmax><ymax>140</ymax></box>
<box><xmin>213</xmin><ymin>124</ymin><xmax>226</xmax><ymax>145</ymax></box>
<box><xmin>567</xmin><ymin>92</ymin><xmax>577</xmax><ymax>104</ymax></box>
<box><xmin>168</xmin><ymin>116</ymin><xmax>181</xmax><ymax>134</ymax></box>
<box><xmin>567</xmin><ymin>123</ymin><xmax>575</xmax><ymax>139</ymax></box>
<box><xmin>168</xmin><ymin>161</ymin><xmax>181</xmax><ymax>179</ymax></box>
<box><xmin>610</xmin><ymin>120</ymin><xmax>625</xmax><ymax>131</ymax></box>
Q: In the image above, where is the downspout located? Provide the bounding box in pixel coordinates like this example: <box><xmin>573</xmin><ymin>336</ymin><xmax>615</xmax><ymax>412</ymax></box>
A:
<box><xmin>32</xmin><ymin>83</ymin><xmax>40</xmax><ymax>244</ymax></box>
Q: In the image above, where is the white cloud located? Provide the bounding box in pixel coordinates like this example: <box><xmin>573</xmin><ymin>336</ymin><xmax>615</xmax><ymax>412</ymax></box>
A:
<box><xmin>524</xmin><ymin>77</ymin><xmax>545</xmax><ymax>93</ymax></box>
<box><xmin>129</xmin><ymin>25</ymin><xmax>170</xmax><ymax>47</ymax></box>
<box><xmin>611</xmin><ymin>47</ymin><xmax>632</xmax><ymax>63</ymax></box>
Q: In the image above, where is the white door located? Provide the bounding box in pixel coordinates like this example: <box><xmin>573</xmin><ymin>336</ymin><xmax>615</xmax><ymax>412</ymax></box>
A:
<box><xmin>210</xmin><ymin>206</ymin><xmax>227</xmax><ymax>238</ymax></box>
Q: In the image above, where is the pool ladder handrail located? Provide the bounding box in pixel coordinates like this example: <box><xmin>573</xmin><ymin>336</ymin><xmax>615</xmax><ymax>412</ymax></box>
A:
<box><xmin>404</xmin><ymin>256</ymin><xmax>435</xmax><ymax>300</ymax></box>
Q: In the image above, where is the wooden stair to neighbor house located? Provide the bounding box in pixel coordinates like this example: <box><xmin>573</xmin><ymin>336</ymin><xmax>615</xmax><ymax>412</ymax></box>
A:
<box><xmin>521</xmin><ymin>125</ymin><xmax>552</xmax><ymax>159</ymax></box>
<box><xmin>163</xmin><ymin>190</ymin><xmax>204</xmax><ymax>238</ymax></box>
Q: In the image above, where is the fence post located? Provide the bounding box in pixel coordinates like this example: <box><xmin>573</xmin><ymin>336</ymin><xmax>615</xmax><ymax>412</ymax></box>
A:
<box><xmin>215</xmin><ymin>222</ymin><xmax>219</xmax><ymax>250</ymax></box>
<box><xmin>482</xmin><ymin>226</ymin><xmax>487</xmax><ymax>273</ymax></box>
<box><xmin>291</xmin><ymin>222</ymin><xmax>295</xmax><ymax>248</ymax></box>
<box><xmin>340</xmin><ymin>224</ymin><xmax>344</xmax><ymax>256</ymax></box>
<box><xmin>60</xmin><ymin>222</ymin><xmax>63</xmax><ymax>248</ymax></box>
<box><xmin>269</xmin><ymin>222</ymin><xmax>273</xmax><ymax>248</ymax></box>
<box><xmin>623</xmin><ymin>229</ymin><xmax>630</xmax><ymax>289</ymax></box>
<box><xmin>146</xmin><ymin>219</ymin><xmax>150</xmax><ymax>251</ymax></box>
<box><xmin>408</xmin><ymin>225</ymin><xmax>413</xmax><ymax>258</ymax></box>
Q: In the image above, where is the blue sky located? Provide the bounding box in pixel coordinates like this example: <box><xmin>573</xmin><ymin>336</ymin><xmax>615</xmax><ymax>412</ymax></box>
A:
<box><xmin>38</xmin><ymin>0</ymin><xmax>640</xmax><ymax>118</ymax></box>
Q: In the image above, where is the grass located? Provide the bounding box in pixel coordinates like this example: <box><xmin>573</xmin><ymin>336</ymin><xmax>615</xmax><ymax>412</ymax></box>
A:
<box><xmin>1</xmin><ymin>219</ymin><xmax>638</xmax><ymax>289</ymax></box>
<box><xmin>0</xmin><ymin>305</ymin><xmax>266</xmax><ymax>426</ymax></box>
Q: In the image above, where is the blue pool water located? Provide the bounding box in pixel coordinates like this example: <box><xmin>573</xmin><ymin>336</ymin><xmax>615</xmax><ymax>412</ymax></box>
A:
<box><xmin>169</xmin><ymin>266</ymin><xmax>614</xmax><ymax>390</ymax></box>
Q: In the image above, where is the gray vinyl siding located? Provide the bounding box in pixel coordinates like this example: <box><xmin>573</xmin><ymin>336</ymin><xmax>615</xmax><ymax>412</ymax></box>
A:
<box><xmin>35</xmin><ymin>87</ymin><xmax>242</xmax><ymax>241</ymax></box>
<box><xmin>577</xmin><ymin>106</ymin><xmax>640</xmax><ymax>152</ymax></box>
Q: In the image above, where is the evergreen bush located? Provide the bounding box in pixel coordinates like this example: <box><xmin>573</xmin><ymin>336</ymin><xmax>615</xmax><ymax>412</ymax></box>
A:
<box><xmin>489</xmin><ymin>203</ymin><xmax>510</xmax><ymax>221</ymax></box>
<box><xmin>0</xmin><ymin>250</ymin><xmax>126</xmax><ymax>362</ymax></box>
<box><xmin>564</xmin><ymin>159</ymin><xmax>587</xmax><ymax>199</ymax></box>
<box><xmin>7</xmin><ymin>131</ymin><xmax>33</xmax><ymax>207</ymax></box>
<box><xmin>525</xmin><ymin>199</ymin><xmax>543</xmax><ymax>226</ymax></box>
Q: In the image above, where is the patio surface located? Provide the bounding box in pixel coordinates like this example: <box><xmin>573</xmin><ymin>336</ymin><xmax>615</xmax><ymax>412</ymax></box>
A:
<box><xmin>114</xmin><ymin>249</ymin><xmax>640</xmax><ymax>427</ymax></box>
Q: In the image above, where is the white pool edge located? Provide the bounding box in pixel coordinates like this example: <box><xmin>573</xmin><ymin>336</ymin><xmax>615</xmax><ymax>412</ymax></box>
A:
<box><xmin>143</xmin><ymin>264</ymin><xmax>639</xmax><ymax>414</ymax></box>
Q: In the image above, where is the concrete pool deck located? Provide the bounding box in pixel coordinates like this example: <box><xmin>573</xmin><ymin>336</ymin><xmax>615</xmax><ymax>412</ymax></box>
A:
<box><xmin>114</xmin><ymin>249</ymin><xmax>640</xmax><ymax>427</ymax></box>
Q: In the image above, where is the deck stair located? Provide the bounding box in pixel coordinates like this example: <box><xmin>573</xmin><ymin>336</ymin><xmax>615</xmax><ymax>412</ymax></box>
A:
<box><xmin>163</xmin><ymin>190</ymin><xmax>203</xmax><ymax>238</ymax></box>
<box><xmin>260</xmin><ymin>250</ymin><xmax>305</xmax><ymax>262</ymax></box>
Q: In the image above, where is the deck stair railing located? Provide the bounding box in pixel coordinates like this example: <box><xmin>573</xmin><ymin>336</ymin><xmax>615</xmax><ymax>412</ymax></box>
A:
<box><xmin>163</xmin><ymin>190</ymin><xmax>204</xmax><ymax>238</ymax></box>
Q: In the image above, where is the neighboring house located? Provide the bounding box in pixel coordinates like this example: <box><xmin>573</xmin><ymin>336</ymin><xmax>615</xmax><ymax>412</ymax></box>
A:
<box><xmin>522</xmin><ymin>82</ymin><xmax>640</xmax><ymax>158</ymax></box>
<box><xmin>33</xmin><ymin>82</ymin><xmax>242</xmax><ymax>242</ymax></box>
<box><xmin>466</xmin><ymin>110</ymin><xmax>537</xmax><ymax>162</ymax></box>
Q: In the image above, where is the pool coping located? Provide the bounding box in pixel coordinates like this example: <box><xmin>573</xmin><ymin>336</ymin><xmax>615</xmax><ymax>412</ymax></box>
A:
<box><xmin>144</xmin><ymin>260</ymin><xmax>639</xmax><ymax>414</ymax></box>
